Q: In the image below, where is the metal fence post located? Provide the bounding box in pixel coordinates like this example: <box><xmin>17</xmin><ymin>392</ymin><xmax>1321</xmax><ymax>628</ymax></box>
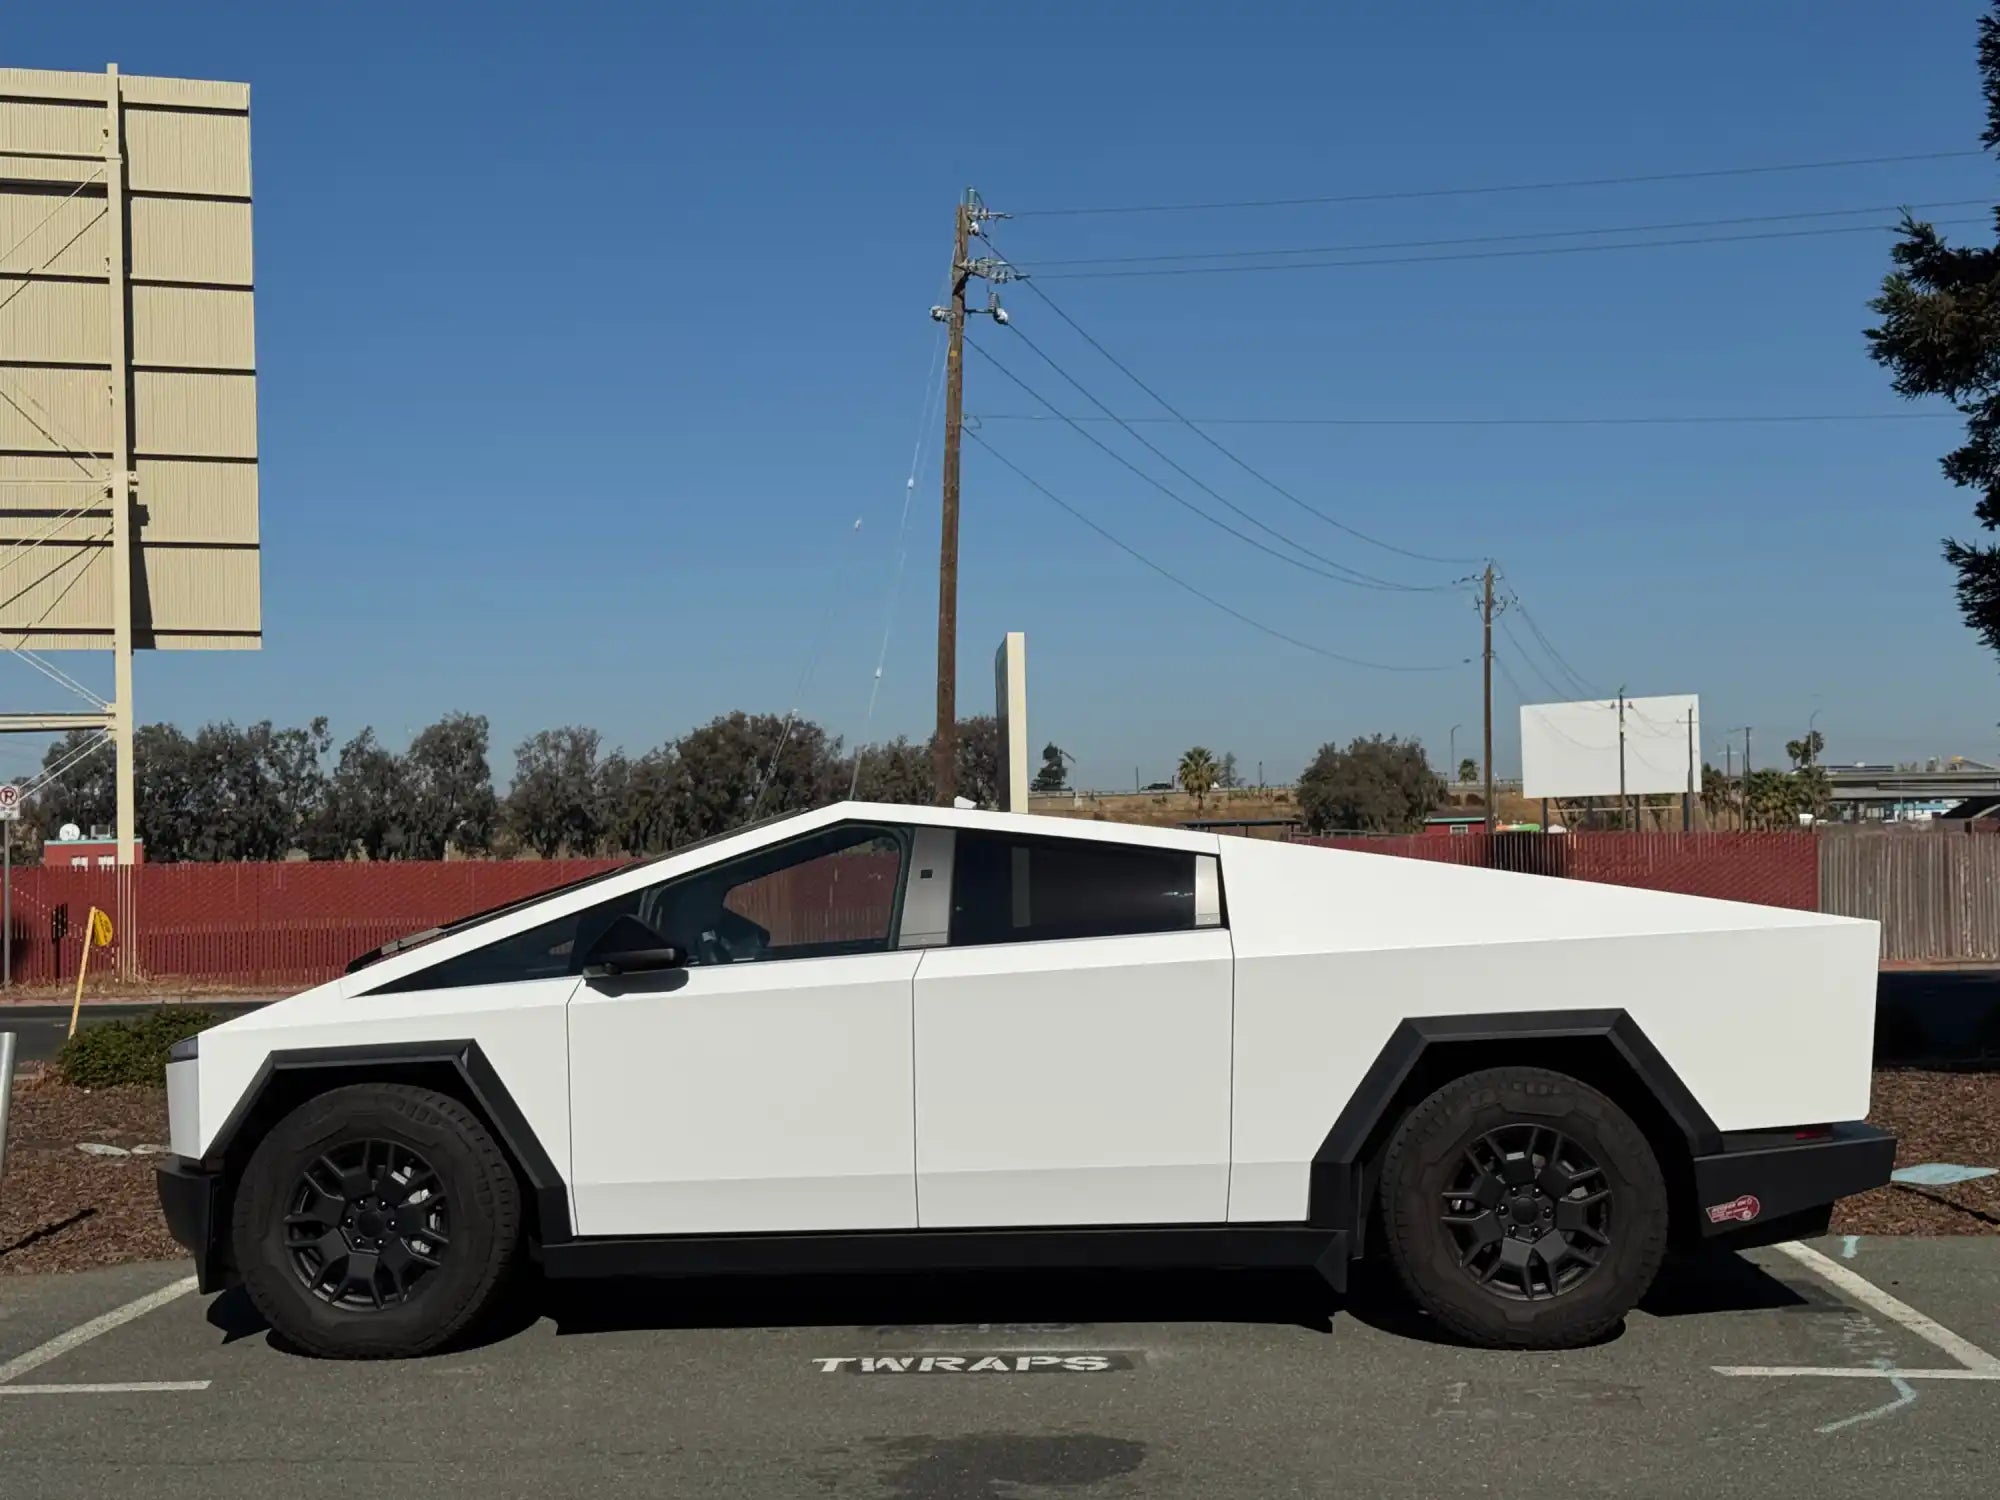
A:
<box><xmin>0</xmin><ymin>1031</ymin><xmax>16</xmax><ymax>1184</ymax></box>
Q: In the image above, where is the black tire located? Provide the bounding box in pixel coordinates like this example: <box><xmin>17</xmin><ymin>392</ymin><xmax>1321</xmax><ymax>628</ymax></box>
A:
<box><xmin>231</xmin><ymin>1082</ymin><xmax>522</xmax><ymax>1359</ymax></box>
<box><xmin>1378</xmin><ymin>1066</ymin><xmax>1668</xmax><ymax>1349</ymax></box>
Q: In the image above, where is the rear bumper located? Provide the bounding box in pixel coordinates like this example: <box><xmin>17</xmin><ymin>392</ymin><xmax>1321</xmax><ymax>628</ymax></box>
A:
<box><xmin>156</xmin><ymin>1159</ymin><xmax>230</xmax><ymax>1293</ymax></box>
<box><xmin>1690</xmin><ymin>1122</ymin><xmax>1895</xmax><ymax>1248</ymax></box>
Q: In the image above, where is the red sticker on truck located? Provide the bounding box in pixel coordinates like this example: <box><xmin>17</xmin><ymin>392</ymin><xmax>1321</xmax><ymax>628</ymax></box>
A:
<box><xmin>1706</xmin><ymin>1194</ymin><xmax>1761</xmax><ymax>1224</ymax></box>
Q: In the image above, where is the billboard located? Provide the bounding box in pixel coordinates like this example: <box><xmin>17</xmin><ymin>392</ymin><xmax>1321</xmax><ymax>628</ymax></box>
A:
<box><xmin>1520</xmin><ymin>695</ymin><xmax>1699</xmax><ymax>802</ymax></box>
<box><xmin>0</xmin><ymin>66</ymin><xmax>259</xmax><ymax>650</ymax></box>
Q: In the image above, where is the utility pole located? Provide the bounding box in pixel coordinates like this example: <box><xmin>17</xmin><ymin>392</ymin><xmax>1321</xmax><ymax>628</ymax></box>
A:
<box><xmin>929</xmin><ymin>187</ymin><xmax>1013</xmax><ymax>806</ymax></box>
<box><xmin>1616</xmin><ymin>688</ymin><xmax>1629</xmax><ymax>831</ymax></box>
<box><xmin>931</xmin><ymin>194</ymin><xmax>971</xmax><ymax>806</ymax></box>
<box><xmin>1480</xmin><ymin>564</ymin><xmax>1498</xmax><ymax>833</ymax></box>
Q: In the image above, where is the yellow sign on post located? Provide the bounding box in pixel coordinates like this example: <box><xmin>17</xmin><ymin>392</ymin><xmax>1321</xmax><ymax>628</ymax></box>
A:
<box><xmin>66</xmin><ymin>906</ymin><xmax>115</xmax><ymax>1040</ymax></box>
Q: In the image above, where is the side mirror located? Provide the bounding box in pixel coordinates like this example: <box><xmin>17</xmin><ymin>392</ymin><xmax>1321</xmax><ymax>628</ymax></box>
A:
<box><xmin>580</xmin><ymin>914</ymin><xmax>687</xmax><ymax>978</ymax></box>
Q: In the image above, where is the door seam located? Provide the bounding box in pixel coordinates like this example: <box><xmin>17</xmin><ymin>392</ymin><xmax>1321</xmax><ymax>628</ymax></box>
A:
<box><xmin>911</xmin><ymin>946</ymin><xmax>928</xmax><ymax>1226</ymax></box>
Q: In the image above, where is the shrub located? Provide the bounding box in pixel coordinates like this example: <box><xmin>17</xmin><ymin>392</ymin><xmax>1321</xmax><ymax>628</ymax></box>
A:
<box><xmin>55</xmin><ymin>1007</ymin><xmax>222</xmax><ymax>1089</ymax></box>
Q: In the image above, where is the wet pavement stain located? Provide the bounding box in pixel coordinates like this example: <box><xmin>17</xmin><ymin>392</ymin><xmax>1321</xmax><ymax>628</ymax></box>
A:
<box><xmin>865</xmin><ymin>1433</ymin><xmax>1147</xmax><ymax>1498</ymax></box>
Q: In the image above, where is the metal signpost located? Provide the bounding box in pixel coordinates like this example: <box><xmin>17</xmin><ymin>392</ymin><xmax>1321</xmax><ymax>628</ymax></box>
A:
<box><xmin>0</xmin><ymin>783</ymin><xmax>17</xmax><ymax>990</ymax></box>
<box><xmin>0</xmin><ymin>1029</ymin><xmax>13</xmax><ymax>1184</ymax></box>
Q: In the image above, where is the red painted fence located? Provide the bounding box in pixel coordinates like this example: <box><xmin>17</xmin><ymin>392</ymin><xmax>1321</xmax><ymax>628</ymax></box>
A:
<box><xmin>5</xmin><ymin>859</ymin><xmax>628</xmax><ymax>989</ymax></box>
<box><xmin>0</xmin><ymin>831</ymin><xmax>1826</xmax><ymax>991</ymax></box>
<box><xmin>1293</xmin><ymin>830</ymin><xmax>1821</xmax><ymax>911</ymax></box>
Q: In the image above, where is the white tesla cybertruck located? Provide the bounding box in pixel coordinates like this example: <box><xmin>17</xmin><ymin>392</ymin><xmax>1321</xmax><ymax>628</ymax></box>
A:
<box><xmin>158</xmin><ymin>802</ymin><xmax>1892</xmax><ymax>1358</ymax></box>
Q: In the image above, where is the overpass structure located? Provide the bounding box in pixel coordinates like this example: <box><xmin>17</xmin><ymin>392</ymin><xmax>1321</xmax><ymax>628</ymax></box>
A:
<box><xmin>1826</xmin><ymin>762</ymin><xmax>2000</xmax><ymax>816</ymax></box>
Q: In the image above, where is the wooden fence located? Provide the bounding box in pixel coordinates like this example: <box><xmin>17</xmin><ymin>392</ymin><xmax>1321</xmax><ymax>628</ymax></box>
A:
<box><xmin>1819</xmin><ymin>833</ymin><xmax>2000</xmax><ymax>964</ymax></box>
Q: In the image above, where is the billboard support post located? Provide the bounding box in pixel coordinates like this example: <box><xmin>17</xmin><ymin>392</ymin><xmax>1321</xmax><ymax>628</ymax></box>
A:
<box><xmin>1684</xmin><ymin>710</ymin><xmax>1695</xmax><ymax>832</ymax></box>
<box><xmin>1480</xmin><ymin>568</ymin><xmax>1496</xmax><ymax>840</ymax></box>
<box><xmin>1616</xmin><ymin>689</ymin><xmax>1628</xmax><ymax>831</ymax></box>
<box><xmin>103</xmin><ymin>65</ymin><xmax>136</xmax><ymax>876</ymax></box>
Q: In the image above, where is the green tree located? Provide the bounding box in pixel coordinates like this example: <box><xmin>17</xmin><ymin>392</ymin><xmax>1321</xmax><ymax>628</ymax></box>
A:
<box><xmin>503</xmin><ymin>726</ymin><xmax>605</xmax><ymax>858</ymax></box>
<box><xmin>927</xmin><ymin>716</ymin><xmax>1000</xmax><ymax>808</ymax></box>
<box><xmin>1701</xmin><ymin>762</ymin><xmax>1737</xmax><ymax>826</ymax></box>
<box><xmin>599</xmin><ymin>746</ymin><xmax>679</xmax><ymax>855</ymax></box>
<box><xmin>264</xmin><ymin>718</ymin><xmax>333</xmax><ymax>856</ymax></box>
<box><xmin>850</xmin><ymin>736</ymin><xmax>933</xmax><ymax>805</ymax></box>
<box><xmin>404</xmin><ymin>712</ymin><xmax>498</xmax><ymax>858</ymax></box>
<box><xmin>1786</xmin><ymin>732</ymin><xmax>1831</xmax><ymax>824</ymax></box>
<box><xmin>1457</xmin><ymin>757</ymin><xmax>1479</xmax><ymax>784</ymax></box>
<box><xmin>1216</xmin><ymin>751</ymin><xmax>1241</xmax><ymax>790</ymax></box>
<box><xmin>31</xmin><ymin>718</ymin><xmax>333</xmax><ymax>862</ymax></box>
<box><xmin>1178</xmin><ymin>746</ymin><xmax>1220</xmax><ymax>811</ymax></box>
<box><xmin>321</xmin><ymin>727</ymin><xmax>414</xmax><ymax>860</ymax></box>
<box><xmin>1031</xmin><ymin>742</ymin><xmax>1070</xmax><ymax>793</ymax></box>
<box><xmin>1297</xmin><ymin>734</ymin><xmax>1446</xmax><ymax>835</ymax></box>
<box><xmin>1866</xmin><ymin>4</ymin><xmax>2000</xmax><ymax>663</ymax></box>
<box><xmin>664</xmin><ymin>711</ymin><xmax>845</xmax><ymax>847</ymax></box>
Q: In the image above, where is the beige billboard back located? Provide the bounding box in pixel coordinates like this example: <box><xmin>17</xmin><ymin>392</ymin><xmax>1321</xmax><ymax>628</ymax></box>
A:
<box><xmin>0</xmin><ymin>66</ymin><xmax>258</xmax><ymax>650</ymax></box>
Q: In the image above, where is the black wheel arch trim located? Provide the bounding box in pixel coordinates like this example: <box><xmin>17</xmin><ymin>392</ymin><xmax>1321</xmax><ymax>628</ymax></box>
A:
<box><xmin>1306</xmin><ymin>1009</ymin><xmax>1722</xmax><ymax>1234</ymax></box>
<box><xmin>201</xmin><ymin>1039</ymin><xmax>573</xmax><ymax>1244</ymax></box>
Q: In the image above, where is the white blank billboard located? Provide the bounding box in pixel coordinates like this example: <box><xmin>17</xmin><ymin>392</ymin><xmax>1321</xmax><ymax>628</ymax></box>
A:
<box><xmin>1520</xmin><ymin>695</ymin><xmax>1699</xmax><ymax>801</ymax></box>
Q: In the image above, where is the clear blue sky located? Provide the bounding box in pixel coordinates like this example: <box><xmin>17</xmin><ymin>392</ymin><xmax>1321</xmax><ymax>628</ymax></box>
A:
<box><xmin>9</xmin><ymin>0</ymin><xmax>1999</xmax><ymax>789</ymax></box>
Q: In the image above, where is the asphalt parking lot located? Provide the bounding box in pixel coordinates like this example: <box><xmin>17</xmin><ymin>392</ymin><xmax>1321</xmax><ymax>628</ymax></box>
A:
<box><xmin>1</xmin><ymin>1238</ymin><xmax>1998</xmax><ymax>1498</ymax></box>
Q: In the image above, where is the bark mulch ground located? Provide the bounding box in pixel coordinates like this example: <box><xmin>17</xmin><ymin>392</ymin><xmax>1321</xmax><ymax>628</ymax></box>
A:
<box><xmin>1</xmin><ymin>1067</ymin><xmax>1994</xmax><ymax>1277</ymax></box>
<box><xmin>1834</xmin><ymin>1068</ymin><xmax>2000</xmax><ymax>1237</ymax></box>
<box><xmin>1</xmin><ymin>1066</ymin><xmax>179</xmax><ymax>1275</ymax></box>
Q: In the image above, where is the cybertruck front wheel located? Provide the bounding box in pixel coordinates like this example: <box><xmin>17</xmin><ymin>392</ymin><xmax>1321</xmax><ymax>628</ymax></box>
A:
<box><xmin>231</xmin><ymin>1082</ymin><xmax>522</xmax><ymax>1359</ymax></box>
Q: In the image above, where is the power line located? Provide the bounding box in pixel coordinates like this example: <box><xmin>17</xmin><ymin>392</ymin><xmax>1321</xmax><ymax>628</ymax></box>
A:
<box><xmin>1023</xmin><ymin>197</ymin><xmax>1993</xmax><ymax>269</ymax></box>
<box><xmin>1507</xmin><ymin>593</ymin><xmax>1601</xmax><ymax>699</ymax></box>
<box><xmin>964</xmin><ymin>336</ymin><xmax>1449</xmax><ymax>592</ymax></box>
<box><xmin>1009</xmin><ymin>148</ymin><xmax>1984</xmax><ymax>218</ymax></box>
<box><xmin>987</xmin><ymin>256</ymin><xmax>1481</xmax><ymax>565</ymax></box>
<box><xmin>1491</xmin><ymin>647</ymin><xmax>1601</xmax><ymax>752</ymax></box>
<box><xmin>971</xmin><ymin>410</ymin><xmax>1956</xmax><ymax>427</ymax></box>
<box><xmin>992</xmin><ymin>319</ymin><xmax>1452</xmax><ymax>589</ymax></box>
<box><xmin>966</xmin><ymin>430</ymin><xmax>1460</xmax><ymax>673</ymax></box>
<box><xmin>850</xmin><ymin>306</ymin><xmax>951</xmax><ymax>800</ymax></box>
<box><xmin>1031</xmin><ymin>216</ymin><xmax>1990</xmax><ymax>280</ymax></box>
<box><xmin>1489</xmin><ymin>644</ymin><xmax>1538</xmax><ymax>708</ymax></box>
<box><xmin>1498</xmin><ymin>617</ymin><xmax>1574</xmax><ymax>701</ymax></box>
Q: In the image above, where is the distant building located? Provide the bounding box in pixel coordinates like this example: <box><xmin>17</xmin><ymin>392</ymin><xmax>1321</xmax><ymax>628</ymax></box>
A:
<box><xmin>44</xmin><ymin>832</ymin><xmax>146</xmax><ymax>868</ymax></box>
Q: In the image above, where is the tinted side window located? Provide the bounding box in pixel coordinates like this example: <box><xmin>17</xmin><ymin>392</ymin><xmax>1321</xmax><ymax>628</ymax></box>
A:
<box><xmin>371</xmin><ymin>824</ymin><xmax>906</xmax><ymax>992</ymax></box>
<box><xmin>949</xmin><ymin>832</ymin><xmax>1198</xmax><ymax>946</ymax></box>
<box><xmin>643</xmin><ymin>827</ymin><xmax>904</xmax><ymax>964</ymax></box>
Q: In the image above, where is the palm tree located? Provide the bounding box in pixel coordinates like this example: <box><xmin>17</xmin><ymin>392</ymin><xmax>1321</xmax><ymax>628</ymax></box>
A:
<box><xmin>1178</xmin><ymin>746</ymin><xmax>1220</xmax><ymax>812</ymax></box>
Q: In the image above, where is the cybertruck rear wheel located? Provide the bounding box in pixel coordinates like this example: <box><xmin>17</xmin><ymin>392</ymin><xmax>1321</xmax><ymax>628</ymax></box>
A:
<box><xmin>232</xmin><ymin>1082</ymin><xmax>522</xmax><ymax>1359</ymax></box>
<box><xmin>1378</xmin><ymin>1065</ymin><xmax>1668</xmax><ymax>1349</ymax></box>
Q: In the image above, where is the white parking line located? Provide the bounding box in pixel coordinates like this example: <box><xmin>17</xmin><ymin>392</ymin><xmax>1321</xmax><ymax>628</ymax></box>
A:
<box><xmin>1716</xmin><ymin>1367</ymin><xmax>2000</xmax><ymax>1381</ymax></box>
<box><xmin>1770</xmin><ymin>1241</ymin><xmax>2000</xmax><ymax>1372</ymax></box>
<box><xmin>0</xmin><ymin>1381</ymin><xmax>210</xmax><ymax>1395</ymax></box>
<box><xmin>0</xmin><ymin>1274</ymin><xmax>197</xmax><ymax>1387</ymax></box>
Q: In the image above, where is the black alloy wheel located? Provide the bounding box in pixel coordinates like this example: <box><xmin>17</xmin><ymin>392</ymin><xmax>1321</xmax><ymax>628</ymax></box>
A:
<box><xmin>284</xmin><ymin>1139</ymin><xmax>451</xmax><ymax>1310</ymax></box>
<box><xmin>1440</xmin><ymin>1124</ymin><xmax>1611</xmax><ymax>1301</ymax></box>
<box><xmin>1378</xmin><ymin>1066</ymin><xmax>1668</xmax><ymax>1349</ymax></box>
